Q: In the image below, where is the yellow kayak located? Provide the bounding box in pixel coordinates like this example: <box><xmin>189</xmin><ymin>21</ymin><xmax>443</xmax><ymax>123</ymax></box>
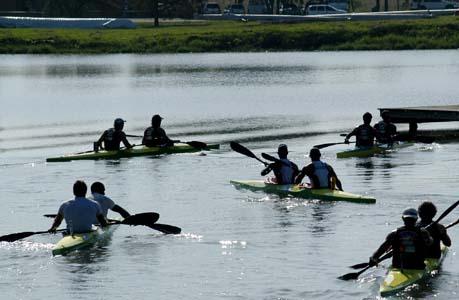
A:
<box><xmin>380</xmin><ymin>245</ymin><xmax>448</xmax><ymax>296</ymax></box>
<box><xmin>230</xmin><ymin>180</ymin><xmax>375</xmax><ymax>204</ymax></box>
<box><xmin>337</xmin><ymin>142</ymin><xmax>414</xmax><ymax>158</ymax></box>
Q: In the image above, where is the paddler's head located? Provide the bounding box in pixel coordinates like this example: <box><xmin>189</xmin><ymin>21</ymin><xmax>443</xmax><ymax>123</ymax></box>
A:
<box><xmin>73</xmin><ymin>180</ymin><xmax>87</xmax><ymax>197</ymax></box>
<box><xmin>309</xmin><ymin>147</ymin><xmax>321</xmax><ymax>161</ymax></box>
<box><xmin>381</xmin><ymin>110</ymin><xmax>390</xmax><ymax>122</ymax></box>
<box><xmin>152</xmin><ymin>114</ymin><xmax>163</xmax><ymax>128</ymax></box>
<box><xmin>277</xmin><ymin>144</ymin><xmax>288</xmax><ymax>159</ymax></box>
<box><xmin>91</xmin><ymin>182</ymin><xmax>105</xmax><ymax>195</ymax></box>
<box><xmin>418</xmin><ymin>201</ymin><xmax>436</xmax><ymax>222</ymax></box>
<box><xmin>402</xmin><ymin>207</ymin><xmax>418</xmax><ymax>227</ymax></box>
<box><xmin>363</xmin><ymin>112</ymin><xmax>372</xmax><ymax>125</ymax></box>
<box><xmin>114</xmin><ymin>118</ymin><xmax>125</xmax><ymax>131</ymax></box>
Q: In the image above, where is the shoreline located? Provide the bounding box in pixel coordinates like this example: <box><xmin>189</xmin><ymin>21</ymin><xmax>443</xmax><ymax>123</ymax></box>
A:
<box><xmin>1</xmin><ymin>16</ymin><xmax>459</xmax><ymax>54</ymax></box>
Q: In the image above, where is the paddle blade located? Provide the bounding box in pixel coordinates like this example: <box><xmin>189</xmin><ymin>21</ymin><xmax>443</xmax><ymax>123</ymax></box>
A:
<box><xmin>230</xmin><ymin>141</ymin><xmax>256</xmax><ymax>159</ymax></box>
<box><xmin>149</xmin><ymin>223</ymin><xmax>181</xmax><ymax>234</ymax></box>
<box><xmin>43</xmin><ymin>214</ymin><xmax>57</xmax><ymax>218</ymax></box>
<box><xmin>338</xmin><ymin>271</ymin><xmax>360</xmax><ymax>281</ymax></box>
<box><xmin>185</xmin><ymin>141</ymin><xmax>208</xmax><ymax>149</ymax></box>
<box><xmin>0</xmin><ymin>231</ymin><xmax>41</xmax><ymax>242</ymax></box>
<box><xmin>349</xmin><ymin>262</ymin><xmax>369</xmax><ymax>269</ymax></box>
<box><xmin>121</xmin><ymin>212</ymin><xmax>160</xmax><ymax>226</ymax></box>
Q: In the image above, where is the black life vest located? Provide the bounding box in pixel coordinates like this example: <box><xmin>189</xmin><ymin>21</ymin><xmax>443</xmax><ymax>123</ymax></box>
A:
<box><xmin>392</xmin><ymin>226</ymin><xmax>426</xmax><ymax>270</ymax></box>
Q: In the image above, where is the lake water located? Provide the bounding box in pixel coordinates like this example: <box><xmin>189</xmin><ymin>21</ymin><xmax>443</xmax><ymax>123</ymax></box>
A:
<box><xmin>1</xmin><ymin>51</ymin><xmax>459</xmax><ymax>300</ymax></box>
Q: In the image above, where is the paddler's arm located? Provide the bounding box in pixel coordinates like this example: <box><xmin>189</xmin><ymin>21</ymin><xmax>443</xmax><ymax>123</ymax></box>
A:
<box><xmin>438</xmin><ymin>224</ymin><xmax>452</xmax><ymax>247</ymax></box>
<box><xmin>96</xmin><ymin>131</ymin><xmax>107</xmax><ymax>150</ymax></box>
<box><xmin>97</xmin><ymin>214</ymin><xmax>109</xmax><ymax>228</ymax></box>
<box><xmin>344</xmin><ymin>128</ymin><xmax>357</xmax><ymax>143</ymax></box>
<box><xmin>111</xmin><ymin>205</ymin><xmax>131</xmax><ymax>219</ymax></box>
<box><xmin>294</xmin><ymin>165</ymin><xmax>312</xmax><ymax>184</ymax></box>
<box><xmin>121</xmin><ymin>132</ymin><xmax>133</xmax><ymax>149</ymax></box>
<box><xmin>328</xmin><ymin>165</ymin><xmax>343</xmax><ymax>191</ymax></box>
<box><xmin>370</xmin><ymin>232</ymin><xmax>394</xmax><ymax>265</ymax></box>
<box><xmin>48</xmin><ymin>213</ymin><xmax>64</xmax><ymax>233</ymax></box>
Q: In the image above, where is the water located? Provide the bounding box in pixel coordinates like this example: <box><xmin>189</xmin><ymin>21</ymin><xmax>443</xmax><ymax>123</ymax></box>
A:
<box><xmin>1</xmin><ymin>51</ymin><xmax>459</xmax><ymax>299</ymax></box>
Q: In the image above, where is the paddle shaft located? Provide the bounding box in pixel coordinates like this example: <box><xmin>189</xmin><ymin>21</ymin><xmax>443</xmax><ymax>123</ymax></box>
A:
<box><xmin>230</xmin><ymin>141</ymin><xmax>268</xmax><ymax>166</ymax></box>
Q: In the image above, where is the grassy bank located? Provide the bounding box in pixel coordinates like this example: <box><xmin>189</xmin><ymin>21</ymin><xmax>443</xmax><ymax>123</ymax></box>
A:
<box><xmin>1</xmin><ymin>16</ymin><xmax>459</xmax><ymax>53</ymax></box>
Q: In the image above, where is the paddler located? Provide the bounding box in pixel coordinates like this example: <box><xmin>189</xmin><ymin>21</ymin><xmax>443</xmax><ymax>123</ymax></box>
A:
<box><xmin>261</xmin><ymin>144</ymin><xmax>299</xmax><ymax>184</ymax></box>
<box><xmin>374</xmin><ymin>110</ymin><xmax>397</xmax><ymax>145</ymax></box>
<box><xmin>89</xmin><ymin>182</ymin><xmax>131</xmax><ymax>221</ymax></box>
<box><xmin>294</xmin><ymin>148</ymin><xmax>343</xmax><ymax>191</ymax></box>
<box><xmin>416</xmin><ymin>201</ymin><xmax>451</xmax><ymax>259</ymax></box>
<box><xmin>142</xmin><ymin>114</ymin><xmax>174</xmax><ymax>147</ymax></box>
<box><xmin>95</xmin><ymin>118</ymin><xmax>133</xmax><ymax>151</ymax></box>
<box><xmin>48</xmin><ymin>180</ymin><xmax>108</xmax><ymax>234</ymax></box>
<box><xmin>369</xmin><ymin>208</ymin><xmax>432</xmax><ymax>270</ymax></box>
<box><xmin>344</xmin><ymin>112</ymin><xmax>379</xmax><ymax>148</ymax></box>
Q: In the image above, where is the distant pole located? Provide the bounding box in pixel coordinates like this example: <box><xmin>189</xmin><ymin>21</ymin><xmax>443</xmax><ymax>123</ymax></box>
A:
<box><xmin>384</xmin><ymin>0</ymin><xmax>388</xmax><ymax>11</ymax></box>
<box><xmin>153</xmin><ymin>0</ymin><xmax>159</xmax><ymax>26</ymax></box>
<box><xmin>123</xmin><ymin>0</ymin><xmax>129</xmax><ymax>17</ymax></box>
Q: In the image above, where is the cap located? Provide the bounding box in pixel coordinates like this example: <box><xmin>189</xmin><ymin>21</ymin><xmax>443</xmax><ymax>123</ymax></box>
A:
<box><xmin>402</xmin><ymin>208</ymin><xmax>418</xmax><ymax>219</ymax></box>
<box><xmin>152</xmin><ymin>114</ymin><xmax>163</xmax><ymax>121</ymax></box>
<box><xmin>114</xmin><ymin>118</ymin><xmax>126</xmax><ymax>125</ymax></box>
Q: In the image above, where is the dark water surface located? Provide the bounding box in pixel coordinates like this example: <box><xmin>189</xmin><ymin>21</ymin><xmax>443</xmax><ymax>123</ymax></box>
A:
<box><xmin>1</xmin><ymin>51</ymin><xmax>459</xmax><ymax>299</ymax></box>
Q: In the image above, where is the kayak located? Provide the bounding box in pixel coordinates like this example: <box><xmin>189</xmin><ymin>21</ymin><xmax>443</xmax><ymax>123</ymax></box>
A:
<box><xmin>52</xmin><ymin>223</ymin><xmax>119</xmax><ymax>256</ymax></box>
<box><xmin>230</xmin><ymin>180</ymin><xmax>376</xmax><ymax>204</ymax></box>
<box><xmin>46</xmin><ymin>143</ymin><xmax>220</xmax><ymax>162</ymax></box>
<box><xmin>379</xmin><ymin>245</ymin><xmax>448</xmax><ymax>296</ymax></box>
<box><xmin>336</xmin><ymin>142</ymin><xmax>414</xmax><ymax>158</ymax></box>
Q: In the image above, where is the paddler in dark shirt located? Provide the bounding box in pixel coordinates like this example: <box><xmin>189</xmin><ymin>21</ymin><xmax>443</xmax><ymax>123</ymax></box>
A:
<box><xmin>261</xmin><ymin>144</ymin><xmax>299</xmax><ymax>184</ymax></box>
<box><xmin>344</xmin><ymin>112</ymin><xmax>379</xmax><ymax>148</ymax></box>
<box><xmin>374</xmin><ymin>111</ymin><xmax>397</xmax><ymax>145</ymax></box>
<box><xmin>416</xmin><ymin>201</ymin><xmax>451</xmax><ymax>259</ymax></box>
<box><xmin>142</xmin><ymin>114</ymin><xmax>174</xmax><ymax>147</ymax></box>
<box><xmin>294</xmin><ymin>148</ymin><xmax>343</xmax><ymax>191</ymax></box>
<box><xmin>370</xmin><ymin>208</ymin><xmax>432</xmax><ymax>270</ymax></box>
<box><xmin>95</xmin><ymin>118</ymin><xmax>132</xmax><ymax>151</ymax></box>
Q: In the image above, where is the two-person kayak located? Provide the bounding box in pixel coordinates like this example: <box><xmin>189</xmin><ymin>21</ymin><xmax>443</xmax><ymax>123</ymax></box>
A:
<box><xmin>230</xmin><ymin>180</ymin><xmax>376</xmax><ymax>204</ymax></box>
<box><xmin>46</xmin><ymin>142</ymin><xmax>220</xmax><ymax>162</ymax></box>
<box><xmin>52</xmin><ymin>222</ymin><xmax>120</xmax><ymax>256</ymax></box>
<box><xmin>380</xmin><ymin>245</ymin><xmax>448</xmax><ymax>296</ymax></box>
<box><xmin>336</xmin><ymin>142</ymin><xmax>414</xmax><ymax>158</ymax></box>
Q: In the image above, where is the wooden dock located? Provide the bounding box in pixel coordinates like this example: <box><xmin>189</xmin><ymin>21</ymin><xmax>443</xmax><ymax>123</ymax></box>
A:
<box><xmin>378</xmin><ymin>105</ymin><xmax>459</xmax><ymax>123</ymax></box>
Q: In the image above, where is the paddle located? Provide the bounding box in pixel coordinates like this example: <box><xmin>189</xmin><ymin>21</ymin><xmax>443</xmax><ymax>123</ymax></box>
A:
<box><xmin>127</xmin><ymin>134</ymin><xmax>209</xmax><ymax>149</ymax></box>
<box><xmin>312</xmin><ymin>142</ymin><xmax>355</xmax><ymax>149</ymax></box>
<box><xmin>340</xmin><ymin>200</ymin><xmax>459</xmax><ymax>279</ymax></box>
<box><xmin>0</xmin><ymin>212</ymin><xmax>160</xmax><ymax>243</ymax></box>
<box><xmin>230</xmin><ymin>141</ymin><xmax>268</xmax><ymax>166</ymax></box>
<box><xmin>43</xmin><ymin>214</ymin><xmax>181</xmax><ymax>235</ymax></box>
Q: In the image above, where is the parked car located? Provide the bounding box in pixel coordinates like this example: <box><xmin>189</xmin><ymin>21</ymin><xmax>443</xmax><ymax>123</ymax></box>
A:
<box><xmin>279</xmin><ymin>3</ymin><xmax>302</xmax><ymax>14</ymax></box>
<box><xmin>305</xmin><ymin>4</ymin><xmax>346</xmax><ymax>14</ymax></box>
<box><xmin>224</xmin><ymin>4</ymin><xmax>245</xmax><ymax>14</ymax></box>
<box><xmin>248</xmin><ymin>0</ymin><xmax>269</xmax><ymax>14</ymax></box>
<box><xmin>410</xmin><ymin>0</ymin><xmax>458</xmax><ymax>9</ymax></box>
<box><xmin>202</xmin><ymin>2</ymin><xmax>221</xmax><ymax>14</ymax></box>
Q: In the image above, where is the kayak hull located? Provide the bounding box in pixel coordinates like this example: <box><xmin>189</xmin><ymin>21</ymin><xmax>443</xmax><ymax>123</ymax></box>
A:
<box><xmin>337</xmin><ymin>142</ymin><xmax>414</xmax><ymax>158</ymax></box>
<box><xmin>230</xmin><ymin>180</ymin><xmax>376</xmax><ymax>204</ymax></box>
<box><xmin>52</xmin><ymin>224</ymin><xmax>119</xmax><ymax>256</ymax></box>
<box><xmin>47</xmin><ymin>143</ymin><xmax>220</xmax><ymax>162</ymax></box>
<box><xmin>379</xmin><ymin>245</ymin><xmax>448</xmax><ymax>296</ymax></box>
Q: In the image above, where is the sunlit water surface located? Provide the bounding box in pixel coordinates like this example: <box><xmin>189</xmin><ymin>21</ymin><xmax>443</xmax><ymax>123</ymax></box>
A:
<box><xmin>1</xmin><ymin>51</ymin><xmax>459</xmax><ymax>299</ymax></box>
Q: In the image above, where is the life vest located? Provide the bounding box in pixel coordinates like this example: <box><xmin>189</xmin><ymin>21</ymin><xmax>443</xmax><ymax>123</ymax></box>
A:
<box><xmin>356</xmin><ymin>124</ymin><xmax>375</xmax><ymax>147</ymax></box>
<box><xmin>277</xmin><ymin>159</ymin><xmax>296</xmax><ymax>184</ymax></box>
<box><xmin>311</xmin><ymin>161</ymin><xmax>330</xmax><ymax>188</ymax></box>
<box><xmin>104</xmin><ymin>128</ymin><xmax>120</xmax><ymax>151</ymax></box>
<box><xmin>392</xmin><ymin>226</ymin><xmax>426</xmax><ymax>270</ymax></box>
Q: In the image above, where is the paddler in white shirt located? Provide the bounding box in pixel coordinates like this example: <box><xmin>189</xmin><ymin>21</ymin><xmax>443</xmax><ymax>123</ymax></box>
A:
<box><xmin>294</xmin><ymin>148</ymin><xmax>343</xmax><ymax>191</ymax></box>
<box><xmin>48</xmin><ymin>180</ymin><xmax>108</xmax><ymax>234</ymax></box>
<box><xmin>89</xmin><ymin>182</ymin><xmax>131</xmax><ymax>221</ymax></box>
<box><xmin>262</xmin><ymin>144</ymin><xmax>299</xmax><ymax>184</ymax></box>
